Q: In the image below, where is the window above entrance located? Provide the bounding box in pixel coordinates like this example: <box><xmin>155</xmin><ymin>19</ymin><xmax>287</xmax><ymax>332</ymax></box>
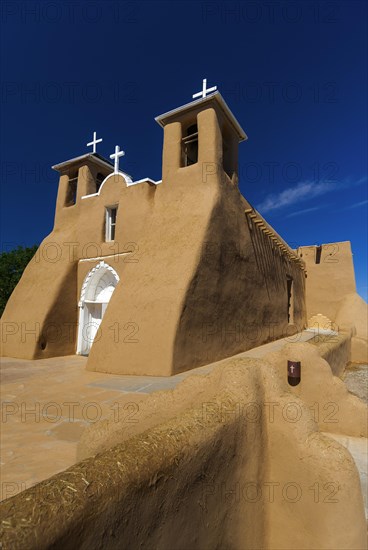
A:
<box><xmin>105</xmin><ymin>206</ymin><xmax>117</xmax><ymax>241</ymax></box>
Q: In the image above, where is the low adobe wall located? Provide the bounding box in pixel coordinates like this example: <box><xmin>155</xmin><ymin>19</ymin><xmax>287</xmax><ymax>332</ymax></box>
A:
<box><xmin>78</xmin><ymin>336</ymin><xmax>367</xmax><ymax>463</ymax></box>
<box><xmin>335</xmin><ymin>293</ymin><xmax>368</xmax><ymax>363</ymax></box>
<box><xmin>0</xmin><ymin>354</ymin><xmax>366</xmax><ymax>550</ymax></box>
<box><xmin>308</xmin><ymin>332</ymin><xmax>351</xmax><ymax>377</ymax></box>
<box><xmin>0</xmin><ymin>387</ymin><xmax>267</xmax><ymax>550</ymax></box>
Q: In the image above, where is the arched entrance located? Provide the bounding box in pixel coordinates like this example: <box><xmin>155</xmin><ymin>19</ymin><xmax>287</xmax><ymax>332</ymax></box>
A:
<box><xmin>76</xmin><ymin>261</ymin><xmax>119</xmax><ymax>356</ymax></box>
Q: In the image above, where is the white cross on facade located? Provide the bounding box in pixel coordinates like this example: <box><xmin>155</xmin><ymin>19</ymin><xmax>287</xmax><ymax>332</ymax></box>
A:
<box><xmin>110</xmin><ymin>145</ymin><xmax>125</xmax><ymax>174</ymax></box>
<box><xmin>192</xmin><ymin>78</ymin><xmax>217</xmax><ymax>99</ymax></box>
<box><xmin>87</xmin><ymin>131</ymin><xmax>103</xmax><ymax>153</ymax></box>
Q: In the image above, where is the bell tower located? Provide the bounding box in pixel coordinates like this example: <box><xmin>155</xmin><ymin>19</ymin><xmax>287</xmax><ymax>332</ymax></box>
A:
<box><xmin>51</xmin><ymin>153</ymin><xmax>114</xmax><ymax>227</ymax></box>
<box><xmin>155</xmin><ymin>79</ymin><xmax>247</xmax><ymax>186</ymax></box>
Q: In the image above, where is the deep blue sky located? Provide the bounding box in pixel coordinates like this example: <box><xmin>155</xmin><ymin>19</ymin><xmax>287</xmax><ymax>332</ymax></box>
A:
<box><xmin>1</xmin><ymin>0</ymin><xmax>367</xmax><ymax>299</ymax></box>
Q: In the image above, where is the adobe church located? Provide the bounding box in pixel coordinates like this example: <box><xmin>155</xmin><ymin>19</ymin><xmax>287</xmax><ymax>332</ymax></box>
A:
<box><xmin>1</xmin><ymin>81</ymin><xmax>364</xmax><ymax>375</ymax></box>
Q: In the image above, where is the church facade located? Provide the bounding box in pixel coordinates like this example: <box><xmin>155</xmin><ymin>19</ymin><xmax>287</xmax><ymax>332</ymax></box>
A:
<box><xmin>1</xmin><ymin>85</ymin><xmax>316</xmax><ymax>375</ymax></box>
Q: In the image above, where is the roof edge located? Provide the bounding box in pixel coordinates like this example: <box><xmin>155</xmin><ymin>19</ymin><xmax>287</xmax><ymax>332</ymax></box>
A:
<box><xmin>52</xmin><ymin>153</ymin><xmax>114</xmax><ymax>172</ymax></box>
<box><xmin>155</xmin><ymin>91</ymin><xmax>247</xmax><ymax>142</ymax></box>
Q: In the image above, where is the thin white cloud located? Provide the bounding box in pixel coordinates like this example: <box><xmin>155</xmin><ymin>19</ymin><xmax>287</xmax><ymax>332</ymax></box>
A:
<box><xmin>257</xmin><ymin>180</ymin><xmax>336</xmax><ymax>213</ymax></box>
<box><xmin>285</xmin><ymin>206</ymin><xmax>324</xmax><ymax>218</ymax></box>
<box><xmin>257</xmin><ymin>176</ymin><xmax>367</xmax><ymax>214</ymax></box>
<box><xmin>345</xmin><ymin>199</ymin><xmax>368</xmax><ymax>209</ymax></box>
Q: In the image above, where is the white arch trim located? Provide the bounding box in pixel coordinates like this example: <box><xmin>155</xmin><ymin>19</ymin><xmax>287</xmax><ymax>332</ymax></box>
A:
<box><xmin>77</xmin><ymin>261</ymin><xmax>120</xmax><ymax>355</ymax></box>
<box><xmin>81</xmin><ymin>174</ymin><xmax>161</xmax><ymax>199</ymax></box>
<box><xmin>79</xmin><ymin>261</ymin><xmax>120</xmax><ymax>305</ymax></box>
<box><xmin>81</xmin><ymin>171</ymin><xmax>132</xmax><ymax>199</ymax></box>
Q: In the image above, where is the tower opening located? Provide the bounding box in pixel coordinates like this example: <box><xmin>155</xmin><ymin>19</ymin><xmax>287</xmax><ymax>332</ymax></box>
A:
<box><xmin>181</xmin><ymin>123</ymin><xmax>198</xmax><ymax>166</ymax></box>
<box><xmin>96</xmin><ymin>173</ymin><xmax>105</xmax><ymax>193</ymax></box>
<box><xmin>64</xmin><ymin>172</ymin><xmax>78</xmax><ymax>206</ymax></box>
<box><xmin>222</xmin><ymin>125</ymin><xmax>237</xmax><ymax>180</ymax></box>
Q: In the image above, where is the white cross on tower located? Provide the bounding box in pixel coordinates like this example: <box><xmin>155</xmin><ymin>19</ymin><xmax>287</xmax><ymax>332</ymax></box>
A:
<box><xmin>87</xmin><ymin>131</ymin><xmax>103</xmax><ymax>154</ymax></box>
<box><xmin>110</xmin><ymin>145</ymin><xmax>125</xmax><ymax>174</ymax></box>
<box><xmin>192</xmin><ymin>78</ymin><xmax>217</xmax><ymax>99</ymax></box>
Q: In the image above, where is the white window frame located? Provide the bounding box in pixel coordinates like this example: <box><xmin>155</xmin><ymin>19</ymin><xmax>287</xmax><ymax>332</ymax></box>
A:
<box><xmin>105</xmin><ymin>206</ymin><xmax>117</xmax><ymax>242</ymax></box>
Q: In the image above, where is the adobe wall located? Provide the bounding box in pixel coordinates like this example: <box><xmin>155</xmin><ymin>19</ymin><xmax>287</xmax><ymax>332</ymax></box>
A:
<box><xmin>335</xmin><ymin>293</ymin><xmax>368</xmax><ymax>363</ymax></box>
<box><xmin>0</xmin><ymin>350</ymin><xmax>366</xmax><ymax>550</ymax></box>
<box><xmin>2</xmin><ymin>105</ymin><xmax>306</xmax><ymax>375</ymax></box>
<box><xmin>86</xmin><ymin>109</ymin><xmax>223</xmax><ymax>375</ymax></box>
<box><xmin>172</xmin><ymin>188</ymin><xmax>306</xmax><ymax>372</ymax></box>
<box><xmin>0</xmin><ymin>161</ymin><xmax>127</xmax><ymax>359</ymax></box>
<box><xmin>308</xmin><ymin>332</ymin><xmax>351</xmax><ymax>377</ymax></box>
<box><xmin>0</xmin><ymin>238</ymin><xmax>78</xmax><ymax>359</ymax></box>
<box><xmin>299</xmin><ymin>242</ymin><xmax>367</xmax><ymax>363</ymax></box>
<box><xmin>88</xmin><ymin>107</ymin><xmax>307</xmax><ymax>375</ymax></box>
<box><xmin>262</xmin><ymin>341</ymin><xmax>366</xmax><ymax>438</ymax></box>
<box><xmin>299</xmin><ymin>241</ymin><xmax>356</xmax><ymax>322</ymax></box>
<box><xmin>0</xmin><ymin>110</ymin><xmax>222</xmax><ymax>372</ymax></box>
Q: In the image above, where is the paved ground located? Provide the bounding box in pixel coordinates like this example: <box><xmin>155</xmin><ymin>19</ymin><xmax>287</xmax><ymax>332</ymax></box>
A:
<box><xmin>0</xmin><ymin>329</ymin><xmax>326</xmax><ymax>502</ymax></box>
<box><xmin>1</xmin><ymin>355</ymin><xmax>139</xmax><ymax>501</ymax></box>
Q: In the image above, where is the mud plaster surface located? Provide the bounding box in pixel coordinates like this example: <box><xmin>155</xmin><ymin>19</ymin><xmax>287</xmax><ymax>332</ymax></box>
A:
<box><xmin>0</xmin><ymin>343</ymin><xmax>367</xmax><ymax>550</ymax></box>
<box><xmin>1</xmin><ymin>331</ymin><xmax>317</xmax><ymax>500</ymax></box>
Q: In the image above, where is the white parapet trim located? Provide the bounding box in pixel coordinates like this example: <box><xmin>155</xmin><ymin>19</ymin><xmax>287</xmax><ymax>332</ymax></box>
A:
<box><xmin>127</xmin><ymin>178</ymin><xmax>162</xmax><ymax>187</ymax></box>
<box><xmin>81</xmin><ymin>176</ymin><xmax>161</xmax><ymax>199</ymax></box>
<box><xmin>78</xmin><ymin>252</ymin><xmax>131</xmax><ymax>263</ymax></box>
